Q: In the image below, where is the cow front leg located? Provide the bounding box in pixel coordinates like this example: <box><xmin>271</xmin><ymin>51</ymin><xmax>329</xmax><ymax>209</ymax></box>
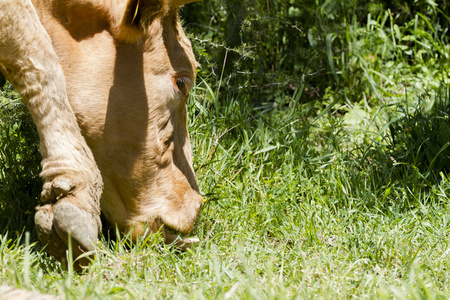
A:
<box><xmin>0</xmin><ymin>0</ymin><xmax>102</xmax><ymax>267</ymax></box>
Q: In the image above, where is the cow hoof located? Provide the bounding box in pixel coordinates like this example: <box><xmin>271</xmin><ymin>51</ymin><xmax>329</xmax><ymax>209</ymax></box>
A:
<box><xmin>35</xmin><ymin>201</ymin><xmax>99</xmax><ymax>270</ymax></box>
<box><xmin>53</xmin><ymin>200</ymin><xmax>99</xmax><ymax>264</ymax></box>
<box><xmin>40</xmin><ymin>176</ymin><xmax>75</xmax><ymax>203</ymax></box>
<box><xmin>35</xmin><ymin>204</ymin><xmax>67</xmax><ymax>262</ymax></box>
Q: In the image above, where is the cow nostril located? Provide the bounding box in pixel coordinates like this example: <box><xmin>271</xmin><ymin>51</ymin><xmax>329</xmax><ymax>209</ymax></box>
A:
<box><xmin>164</xmin><ymin>133</ymin><xmax>174</xmax><ymax>147</ymax></box>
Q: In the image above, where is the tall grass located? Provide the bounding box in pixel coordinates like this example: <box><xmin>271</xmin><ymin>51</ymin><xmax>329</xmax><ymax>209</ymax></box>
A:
<box><xmin>1</xmin><ymin>2</ymin><xmax>450</xmax><ymax>299</ymax></box>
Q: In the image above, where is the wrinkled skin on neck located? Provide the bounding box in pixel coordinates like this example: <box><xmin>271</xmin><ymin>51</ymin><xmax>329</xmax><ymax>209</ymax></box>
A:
<box><xmin>32</xmin><ymin>0</ymin><xmax>203</xmax><ymax>239</ymax></box>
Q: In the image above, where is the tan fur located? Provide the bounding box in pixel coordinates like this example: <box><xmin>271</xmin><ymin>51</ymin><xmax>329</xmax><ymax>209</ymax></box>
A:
<box><xmin>0</xmin><ymin>0</ymin><xmax>203</xmax><ymax>244</ymax></box>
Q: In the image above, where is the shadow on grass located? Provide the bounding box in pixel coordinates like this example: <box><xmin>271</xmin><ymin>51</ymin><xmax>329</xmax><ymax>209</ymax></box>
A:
<box><xmin>388</xmin><ymin>87</ymin><xmax>450</xmax><ymax>186</ymax></box>
<box><xmin>355</xmin><ymin>86</ymin><xmax>450</xmax><ymax>212</ymax></box>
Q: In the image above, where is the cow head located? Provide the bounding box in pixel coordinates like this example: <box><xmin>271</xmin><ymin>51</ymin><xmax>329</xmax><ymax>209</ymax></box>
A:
<box><xmin>35</xmin><ymin>0</ymin><xmax>203</xmax><ymax>242</ymax></box>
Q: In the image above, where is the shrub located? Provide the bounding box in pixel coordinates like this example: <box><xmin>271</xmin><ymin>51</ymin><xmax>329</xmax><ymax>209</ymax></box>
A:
<box><xmin>0</xmin><ymin>82</ymin><xmax>41</xmax><ymax>234</ymax></box>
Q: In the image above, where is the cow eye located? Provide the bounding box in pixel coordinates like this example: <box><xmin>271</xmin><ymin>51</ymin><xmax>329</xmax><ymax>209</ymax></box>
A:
<box><xmin>172</xmin><ymin>76</ymin><xmax>191</xmax><ymax>97</ymax></box>
<box><xmin>176</xmin><ymin>78</ymin><xmax>186</xmax><ymax>94</ymax></box>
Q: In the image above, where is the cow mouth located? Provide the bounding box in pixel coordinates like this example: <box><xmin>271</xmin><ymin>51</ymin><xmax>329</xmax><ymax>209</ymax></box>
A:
<box><xmin>162</xmin><ymin>224</ymin><xmax>199</xmax><ymax>250</ymax></box>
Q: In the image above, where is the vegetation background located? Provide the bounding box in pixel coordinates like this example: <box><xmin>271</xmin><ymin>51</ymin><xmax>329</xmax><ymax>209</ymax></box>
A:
<box><xmin>1</xmin><ymin>0</ymin><xmax>450</xmax><ymax>298</ymax></box>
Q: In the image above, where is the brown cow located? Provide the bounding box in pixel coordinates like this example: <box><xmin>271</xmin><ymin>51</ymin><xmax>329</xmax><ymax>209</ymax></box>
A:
<box><xmin>0</xmin><ymin>0</ymin><xmax>203</xmax><ymax>267</ymax></box>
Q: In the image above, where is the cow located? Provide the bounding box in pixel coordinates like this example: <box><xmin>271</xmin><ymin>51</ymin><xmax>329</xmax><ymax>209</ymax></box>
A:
<box><xmin>0</xmin><ymin>0</ymin><xmax>203</xmax><ymax>268</ymax></box>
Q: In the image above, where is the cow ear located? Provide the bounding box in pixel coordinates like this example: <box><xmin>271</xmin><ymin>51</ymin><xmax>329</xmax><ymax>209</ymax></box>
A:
<box><xmin>121</xmin><ymin>0</ymin><xmax>144</xmax><ymax>28</ymax></box>
<box><xmin>110</xmin><ymin>0</ymin><xmax>144</xmax><ymax>42</ymax></box>
<box><xmin>111</xmin><ymin>0</ymin><xmax>201</xmax><ymax>42</ymax></box>
<box><xmin>113</xmin><ymin>0</ymin><xmax>166</xmax><ymax>42</ymax></box>
<box><xmin>168</xmin><ymin>0</ymin><xmax>202</xmax><ymax>7</ymax></box>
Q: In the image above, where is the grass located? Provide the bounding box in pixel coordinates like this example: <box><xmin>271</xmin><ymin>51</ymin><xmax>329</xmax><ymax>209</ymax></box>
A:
<box><xmin>2</xmin><ymin>3</ymin><xmax>450</xmax><ymax>299</ymax></box>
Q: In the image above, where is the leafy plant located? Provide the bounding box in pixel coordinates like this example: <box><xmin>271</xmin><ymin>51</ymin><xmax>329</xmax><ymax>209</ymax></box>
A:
<box><xmin>0</xmin><ymin>82</ymin><xmax>41</xmax><ymax>235</ymax></box>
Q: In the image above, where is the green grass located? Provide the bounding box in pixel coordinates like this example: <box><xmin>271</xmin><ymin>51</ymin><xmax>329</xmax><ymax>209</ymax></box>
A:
<box><xmin>3</xmin><ymin>81</ymin><xmax>450</xmax><ymax>298</ymax></box>
<box><xmin>2</xmin><ymin>3</ymin><xmax>450</xmax><ymax>299</ymax></box>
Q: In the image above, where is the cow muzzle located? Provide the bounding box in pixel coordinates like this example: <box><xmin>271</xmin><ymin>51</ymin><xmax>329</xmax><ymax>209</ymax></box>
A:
<box><xmin>124</xmin><ymin>188</ymin><xmax>203</xmax><ymax>248</ymax></box>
